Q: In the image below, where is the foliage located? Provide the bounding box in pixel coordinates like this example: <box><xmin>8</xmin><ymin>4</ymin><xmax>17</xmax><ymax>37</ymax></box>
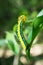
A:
<box><xmin>17</xmin><ymin>10</ymin><xmax>43</xmax><ymax>60</ymax></box>
<box><xmin>26</xmin><ymin>9</ymin><xmax>43</xmax><ymax>60</ymax></box>
<box><xmin>6</xmin><ymin>31</ymin><xmax>20</xmax><ymax>55</ymax></box>
<box><xmin>28</xmin><ymin>9</ymin><xmax>43</xmax><ymax>45</ymax></box>
<box><xmin>0</xmin><ymin>0</ymin><xmax>43</xmax><ymax>61</ymax></box>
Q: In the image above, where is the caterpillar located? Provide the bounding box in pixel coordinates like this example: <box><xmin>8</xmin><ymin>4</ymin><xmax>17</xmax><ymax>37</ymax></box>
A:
<box><xmin>18</xmin><ymin>15</ymin><xmax>27</xmax><ymax>50</ymax></box>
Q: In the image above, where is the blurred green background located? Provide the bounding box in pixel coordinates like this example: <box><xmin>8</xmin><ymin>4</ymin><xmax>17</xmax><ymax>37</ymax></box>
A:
<box><xmin>0</xmin><ymin>0</ymin><xmax>43</xmax><ymax>32</ymax></box>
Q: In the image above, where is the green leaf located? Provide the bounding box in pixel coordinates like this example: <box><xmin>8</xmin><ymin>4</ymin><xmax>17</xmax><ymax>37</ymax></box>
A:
<box><xmin>32</xmin><ymin>10</ymin><xmax>43</xmax><ymax>40</ymax></box>
<box><xmin>37</xmin><ymin>9</ymin><xmax>43</xmax><ymax>17</ymax></box>
<box><xmin>28</xmin><ymin>10</ymin><xmax>43</xmax><ymax>45</ymax></box>
<box><xmin>8</xmin><ymin>40</ymin><xmax>20</xmax><ymax>55</ymax></box>
<box><xmin>6</xmin><ymin>31</ymin><xmax>20</xmax><ymax>55</ymax></box>
<box><xmin>28</xmin><ymin>29</ymin><xmax>32</xmax><ymax>44</ymax></box>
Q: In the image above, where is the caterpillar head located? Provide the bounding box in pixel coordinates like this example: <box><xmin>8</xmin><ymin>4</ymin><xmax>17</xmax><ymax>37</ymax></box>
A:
<box><xmin>18</xmin><ymin>15</ymin><xmax>26</xmax><ymax>22</ymax></box>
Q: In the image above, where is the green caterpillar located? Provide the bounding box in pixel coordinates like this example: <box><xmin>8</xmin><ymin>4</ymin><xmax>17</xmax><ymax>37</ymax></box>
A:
<box><xmin>18</xmin><ymin>15</ymin><xmax>27</xmax><ymax>50</ymax></box>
